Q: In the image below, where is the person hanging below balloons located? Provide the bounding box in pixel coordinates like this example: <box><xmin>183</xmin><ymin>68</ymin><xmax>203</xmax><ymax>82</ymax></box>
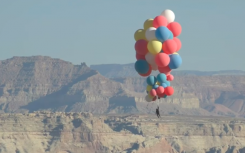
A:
<box><xmin>156</xmin><ymin>106</ymin><xmax>160</xmax><ymax>118</ymax></box>
<box><xmin>133</xmin><ymin>9</ymin><xmax>182</xmax><ymax>116</ymax></box>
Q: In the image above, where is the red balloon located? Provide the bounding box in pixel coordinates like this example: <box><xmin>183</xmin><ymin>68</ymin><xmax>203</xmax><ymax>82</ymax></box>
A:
<box><xmin>153</xmin><ymin>96</ymin><xmax>157</xmax><ymax>101</ymax></box>
<box><xmin>158</xmin><ymin>66</ymin><xmax>171</xmax><ymax>75</ymax></box>
<box><xmin>155</xmin><ymin>53</ymin><xmax>170</xmax><ymax>67</ymax></box>
<box><xmin>156</xmin><ymin>86</ymin><xmax>165</xmax><ymax>95</ymax></box>
<box><xmin>162</xmin><ymin>39</ymin><xmax>177</xmax><ymax>54</ymax></box>
<box><xmin>136</xmin><ymin>53</ymin><xmax>145</xmax><ymax>60</ymax></box>
<box><xmin>139</xmin><ymin>65</ymin><xmax>152</xmax><ymax>77</ymax></box>
<box><xmin>135</xmin><ymin>39</ymin><xmax>148</xmax><ymax>55</ymax></box>
<box><xmin>173</xmin><ymin>37</ymin><xmax>182</xmax><ymax>52</ymax></box>
<box><xmin>158</xmin><ymin>93</ymin><xmax>165</xmax><ymax>97</ymax></box>
<box><xmin>153</xmin><ymin>16</ymin><xmax>168</xmax><ymax>28</ymax></box>
<box><xmin>150</xmin><ymin>89</ymin><xmax>157</xmax><ymax>97</ymax></box>
<box><xmin>167</xmin><ymin>22</ymin><xmax>182</xmax><ymax>37</ymax></box>
<box><xmin>167</xmin><ymin>74</ymin><xmax>174</xmax><ymax>81</ymax></box>
<box><xmin>164</xmin><ymin>86</ymin><xmax>174</xmax><ymax>96</ymax></box>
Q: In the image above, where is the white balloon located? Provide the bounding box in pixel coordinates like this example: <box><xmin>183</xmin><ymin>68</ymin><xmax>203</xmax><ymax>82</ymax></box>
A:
<box><xmin>145</xmin><ymin>95</ymin><xmax>152</xmax><ymax>102</ymax></box>
<box><xmin>145</xmin><ymin>27</ymin><xmax>157</xmax><ymax>41</ymax></box>
<box><xmin>161</xmin><ymin>9</ymin><xmax>175</xmax><ymax>23</ymax></box>
<box><xmin>145</xmin><ymin>52</ymin><xmax>156</xmax><ymax>65</ymax></box>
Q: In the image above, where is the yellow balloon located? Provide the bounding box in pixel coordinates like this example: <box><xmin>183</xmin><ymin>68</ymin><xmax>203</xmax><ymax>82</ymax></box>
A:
<box><xmin>146</xmin><ymin>85</ymin><xmax>152</xmax><ymax>92</ymax></box>
<box><xmin>147</xmin><ymin>40</ymin><xmax>162</xmax><ymax>55</ymax></box>
<box><xmin>134</xmin><ymin>29</ymin><xmax>146</xmax><ymax>41</ymax></box>
<box><xmin>144</xmin><ymin>19</ymin><xmax>153</xmax><ymax>30</ymax></box>
<box><xmin>173</xmin><ymin>52</ymin><xmax>179</xmax><ymax>55</ymax></box>
<box><xmin>156</xmin><ymin>81</ymin><xmax>161</xmax><ymax>85</ymax></box>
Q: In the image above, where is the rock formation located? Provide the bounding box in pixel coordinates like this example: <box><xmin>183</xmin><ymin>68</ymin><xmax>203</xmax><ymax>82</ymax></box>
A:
<box><xmin>0</xmin><ymin>112</ymin><xmax>245</xmax><ymax>153</ymax></box>
<box><xmin>0</xmin><ymin>56</ymin><xmax>244</xmax><ymax>117</ymax></box>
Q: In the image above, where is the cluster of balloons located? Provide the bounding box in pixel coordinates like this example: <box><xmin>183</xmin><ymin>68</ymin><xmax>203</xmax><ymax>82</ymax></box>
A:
<box><xmin>145</xmin><ymin>73</ymin><xmax>174</xmax><ymax>102</ymax></box>
<box><xmin>133</xmin><ymin>9</ymin><xmax>183</xmax><ymax>102</ymax></box>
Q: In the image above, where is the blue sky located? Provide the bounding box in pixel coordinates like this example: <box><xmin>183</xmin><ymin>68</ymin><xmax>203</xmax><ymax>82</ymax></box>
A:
<box><xmin>0</xmin><ymin>0</ymin><xmax>245</xmax><ymax>71</ymax></box>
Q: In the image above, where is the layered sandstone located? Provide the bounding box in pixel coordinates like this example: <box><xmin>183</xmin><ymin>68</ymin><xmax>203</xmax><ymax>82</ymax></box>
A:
<box><xmin>0</xmin><ymin>112</ymin><xmax>245</xmax><ymax>153</ymax></box>
<box><xmin>0</xmin><ymin>56</ymin><xmax>138</xmax><ymax>114</ymax></box>
<box><xmin>112</xmin><ymin>76</ymin><xmax>245</xmax><ymax>117</ymax></box>
<box><xmin>0</xmin><ymin>56</ymin><xmax>244</xmax><ymax>117</ymax></box>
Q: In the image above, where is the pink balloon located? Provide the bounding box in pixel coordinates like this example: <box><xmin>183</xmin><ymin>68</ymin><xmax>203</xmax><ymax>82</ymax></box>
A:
<box><xmin>155</xmin><ymin>53</ymin><xmax>170</xmax><ymax>67</ymax></box>
<box><xmin>135</xmin><ymin>39</ymin><xmax>148</xmax><ymax>55</ymax></box>
<box><xmin>156</xmin><ymin>86</ymin><xmax>165</xmax><ymax>95</ymax></box>
<box><xmin>158</xmin><ymin>66</ymin><xmax>171</xmax><ymax>75</ymax></box>
<box><xmin>153</xmin><ymin>16</ymin><xmax>168</xmax><ymax>28</ymax></box>
<box><xmin>153</xmin><ymin>96</ymin><xmax>157</xmax><ymax>101</ymax></box>
<box><xmin>167</xmin><ymin>22</ymin><xmax>182</xmax><ymax>37</ymax></box>
<box><xmin>150</xmin><ymin>89</ymin><xmax>157</xmax><ymax>97</ymax></box>
<box><xmin>173</xmin><ymin>37</ymin><xmax>182</xmax><ymax>52</ymax></box>
<box><xmin>167</xmin><ymin>74</ymin><xmax>174</xmax><ymax>81</ymax></box>
<box><xmin>162</xmin><ymin>39</ymin><xmax>177</xmax><ymax>54</ymax></box>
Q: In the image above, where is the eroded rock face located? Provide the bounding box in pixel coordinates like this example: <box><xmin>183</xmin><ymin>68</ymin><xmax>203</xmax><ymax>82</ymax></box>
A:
<box><xmin>0</xmin><ymin>56</ymin><xmax>137</xmax><ymax>114</ymax></box>
<box><xmin>0</xmin><ymin>112</ymin><xmax>245</xmax><ymax>153</ymax></box>
<box><xmin>0</xmin><ymin>56</ymin><xmax>245</xmax><ymax>117</ymax></box>
<box><xmin>113</xmin><ymin>76</ymin><xmax>245</xmax><ymax>117</ymax></box>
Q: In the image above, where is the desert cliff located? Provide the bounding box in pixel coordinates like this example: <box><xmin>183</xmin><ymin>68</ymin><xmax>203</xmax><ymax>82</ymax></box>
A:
<box><xmin>0</xmin><ymin>112</ymin><xmax>245</xmax><ymax>153</ymax></box>
<box><xmin>0</xmin><ymin>56</ymin><xmax>244</xmax><ymax>118</ymax></box>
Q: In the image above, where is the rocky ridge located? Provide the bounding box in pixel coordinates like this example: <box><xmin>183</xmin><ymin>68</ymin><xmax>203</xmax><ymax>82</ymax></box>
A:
<box><xmin>0</xmin><ymin>56</ymin><xmax>244</xmax><ymax>117</ymax></box>
<box><xmin>0</xmin><ymin>112</ymin><xmax>245</xmax><ymax>153</ymax></box>
<box><xmin>90</xmin><ymin>63</ymin><xmax>245</xmax><ymax>78</ymax></box>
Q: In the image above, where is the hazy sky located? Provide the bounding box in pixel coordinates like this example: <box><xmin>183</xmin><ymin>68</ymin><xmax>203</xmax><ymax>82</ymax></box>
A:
<box><xmin>0</xmin><ymin>0</ymin><xmax>245</xmax><ymax>71</ymax></box>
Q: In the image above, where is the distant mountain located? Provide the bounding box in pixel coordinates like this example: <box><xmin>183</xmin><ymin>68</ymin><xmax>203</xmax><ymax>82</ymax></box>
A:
<box><xmin>90</xmin><ymin>63</ymin><xmax>245</xmax><ymax>78</ymax></box>
<box><xmin>0</xmin><ymin>56</ymin><xmax>245</xmax><ymax>118</ymax></box>
<box><xmin>0</xmin><ymin>56</ymin><xmax>136</xmax><ymax>113</ymax></box>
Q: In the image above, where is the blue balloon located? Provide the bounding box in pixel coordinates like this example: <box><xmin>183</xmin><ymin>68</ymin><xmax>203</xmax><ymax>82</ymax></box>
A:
<box><xmin>153</xmin><ymin>84</ymin><xmax>159</xmax><ymax>89</ymax></box>
<box><xmin>161</xmin><ymin>83</ymin><xmax>167</xmax><ymax>88</ymax></box>
<box><xmin>168</xmin><ymin>30</ymin><xmax>173</xmax><ymax>39</ymax></box>
<box><xmin>157</xmin><ymin>73</ymin><xmax>167</xmax><ymax>83</ymax></box>
<box><xmin>165</xmin><ymin>81</ymin><xmax>170</xmax><ymax>86</ymax></box>
<box><xmin>146</xmin><ymin>75</ymin><xmax>157</xmax><ymax>86</ymax></box>
<box><xmin>135</xmin><ymin>60</ymin><xmax>149</xmax><ymax>74</ymax></box>
<box><xmin>169</xmin><ymin>54</ymin><xmax>182</xmax><ymax>69</ymax></box>
<box><xmin>155</xmin><ymin>26</ymin><xmax>170</xmax><ymax>42</ymax></box>
<box><xmin>163</xmin><ymin>95</ymin><xmax>167</xmax><ymax>98</ymax></box>
<box><xmin>160</xmin><ymin>50</ymin><xmax>164</xmax><ymax>53</ymax></box>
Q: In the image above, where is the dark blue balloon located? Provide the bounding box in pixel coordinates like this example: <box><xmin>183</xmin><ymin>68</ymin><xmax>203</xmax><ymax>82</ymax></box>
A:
<box><xmin>146</xmin><ymin>75</ymin><xmax>157</xmax><ymax>86</ymax></box>
<box><xmin>161</xmin><ymin>83</ymin><xmax>167</xmax><ymax>88</ymax></box>
<box><xmin>165</xmin><ymin>81</ymin><xmax>170</xmax><ymax>86</ymax></box>
<box><xmin>169</xmin><ymin>54</ymin><xmax>182</xmax><ymax>69</ymax></box>
<box><xmin>153</xmin><ymin>84</ymin><xmax>159</xmax><ymax>89</ymax></box>
<box><xmin>135</xmin><ymin>60</ymin><xmax>149</xmax><ymax>74</ymax></box>
<box><xmin>155</xmin><ymin>26</ymin><xmax>170</xmax><ymax>42</ymax></box>
<box><xmin>157</xmin><ymin>73</ymin><xmax>167</xmax><ymax>83</ymax></box>
<box><xmin>168</xmin><ymin>30</ymin><xmax>173</xmax><ymax>39</ymax></box>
